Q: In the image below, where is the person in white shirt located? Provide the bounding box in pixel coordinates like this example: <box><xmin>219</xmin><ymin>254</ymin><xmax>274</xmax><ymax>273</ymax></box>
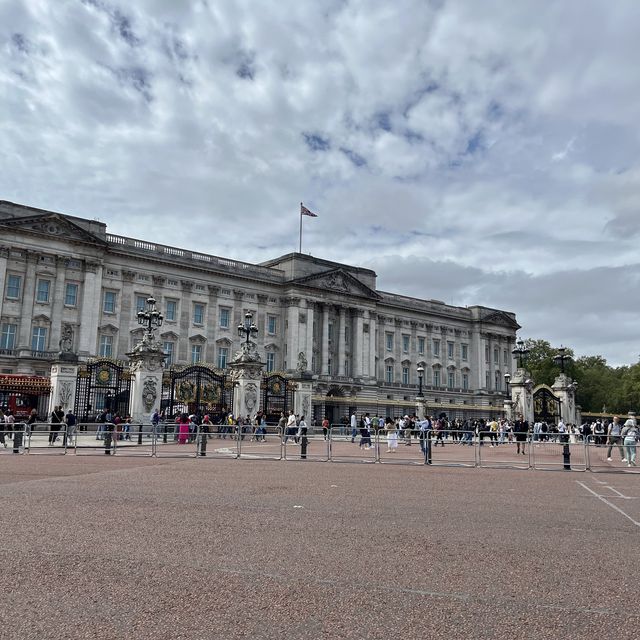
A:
<box><xmin>350</xmin><ymin>412</ymin><xmax>357</xmax><ymax>443</ymax></box>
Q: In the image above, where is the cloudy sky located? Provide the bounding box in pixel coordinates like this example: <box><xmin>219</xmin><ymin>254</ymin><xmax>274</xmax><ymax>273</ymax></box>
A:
<box><xmin>1</xmin><ymin>0</ymin><xmax>639</xmax><ymax>365</ymax></box>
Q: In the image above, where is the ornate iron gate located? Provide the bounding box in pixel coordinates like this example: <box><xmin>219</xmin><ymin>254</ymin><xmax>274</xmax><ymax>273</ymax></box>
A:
<box><xmin>533</xmin><ymin>386</ymin><xmax>561</xmax><ymax>424</ymax></box>
<box><xmin>161</xmin><ymin>364</ymin><xmax>232</xmax><ymax>421</ymax></box>
<box><xmin>261</xmin><ymin>374</ymin><xmax>294</xmax><ymax>423</ymax></box>
<box><xmin>74</xmin><ymin>359</ymin><xmax>132</xmax><ymax>422</ymax></box>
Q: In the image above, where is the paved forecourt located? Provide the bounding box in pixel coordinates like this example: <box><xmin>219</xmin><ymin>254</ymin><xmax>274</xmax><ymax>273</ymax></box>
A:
<box><xmin>0</xmin><ymin>454</ymin><xmax>638</xmax><ymax>639</ymax></box>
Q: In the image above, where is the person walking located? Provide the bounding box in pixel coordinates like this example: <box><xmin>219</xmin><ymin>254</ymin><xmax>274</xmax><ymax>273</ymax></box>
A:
<box><xmin>64</xmin><ymin>409</ymin><xmax>77</xmax><ymax>447</ymax></box>
<box><xmin>621</xmin><ymin>418</ymin><xmax>638</xmax><ymax>467</ymax></box>
<box><xmin>321</xmin><ymin>416</ymin><xmax>329</xmax><ymax>441</ymax></box>
<box><xmin>298</xmin><ymin>415</ymin><xmax>309</xmax><ymax>459</ymax></box>
<box><xmin>514</xmin><ymin>417</ymin><xmax>529</xmax><ymax>455</ymax></box>
<box><xmin>350</xmin><ymin>411</ymin><xmax>357</xmax><ymax>443</ymax></box>
<box><xmin>606</xmin><ymin>417</ymin><xmax>626</xmax><ymax>462</ymax></box>
<box><xmin>49</xmin><ymin>405</ymin><xmax>65</xmax><ymax>445</ymax></box>
<box><xmin>177</xmin><ymin>414</ymin><xmax>190</xmax><ymax>444</ymax></box>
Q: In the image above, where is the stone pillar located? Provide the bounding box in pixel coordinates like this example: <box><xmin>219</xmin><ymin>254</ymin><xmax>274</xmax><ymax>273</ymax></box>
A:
<box><xmin>353</xmin><ymin>309</ymin><xmax>364</xmax><ymax>379</ymax></box>
<box><xmin>509</xmin><ymin>368</ymin><xmax>534</xmax><ymax>425</ymax></box>
<box><xmin>17</xmin><ymin>251</ymin><xmax>38</xmax><ymax>349</ymax></box>
<box><xmin>368</xmin><ymin>311</ymin><xmax>377</xmax><ymax>381</ymax></box>
<box><xmin>337</xmin><ymin>306</ymin><xmax>346</xmax><ymax>376</ymax></box>
<box><xmin>552</xmin><ymin>373</ymin><xmax>578</xmax><ymax>425</ymax></box>
<box><xmin>49</xmin><ymin>359</ymin><xmax>79</xmax><ymax>415</ymax></box>
<box><xmin>228</xmin><ymin>341</ymin><xmax>264</xmax><ymax>420</ymax></box>
<box><xmin>305</xmin><ymin>300</ymin><xmax>315</xmax><ymax>372</ymax></box>
<box><xmin>503</xmin><ymin>399</ymin><xmax>513</xmax><ymax>421</ymax></box>
<box><xmin>415</xmin><ymin>398</ymin><xmax>427</xmax><ymax>420</ymax></box>
<box><xmin>78</xmin><ymin>260</ymin><xmax>103</xmax><ymax>356</ymax></box>
<box><xmin>127</xmin><ymin>336</ymin><xmax>166</xmax><ymax>424</ymax></box>
<box><xmin>286</xmin><ymin>297</ymin><xmax>300</xmax><ymax>371</ymax></box>
<box><xmin>0</xmin><ymin>246</ymin><xmax>9</xmax><ymax>322</ymax></box>
<box><xmin>294</xmin><ymin>379</ymin><xmax>313</xmax><ymax>422</ymax></box>
<box><xmin>49</xmin><ymin>256</ymin><xmax>68</xmax><ymax>349</ymax></box>
<box><xmin>321</xmin><ymin>304</ymin><xmax>329</xmax><ymax>376</ymax></box>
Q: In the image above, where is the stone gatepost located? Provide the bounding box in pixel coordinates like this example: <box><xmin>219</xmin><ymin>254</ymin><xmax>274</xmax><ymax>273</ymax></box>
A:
<box><xmin>415</xmin><ymin>398</ymin><xmax>427</xmax><ymax>420</ymax></box>
<box><xmin>127</xmin><ymin>336</ymin><xmax>165</xmax><ymax>424</ymax></box>
<box><xmin>552</xmin><ymin>373</ymin><xmax>578</xmax><ymax>425</ymax></box>
<box><xmin>509</xmin><ymin>368</ymin><xmax>534</xmax><ymax>425</ymax></box>
<box><xmin>503</xmin><ymin>399</ymin><xmax>513</xmax><ymax>421</ymax></box>
<box><xmin>49</xmin><ymin>358</ymin><xmax>79</xmax><ymax>416</ymax></box>
<box><xmin>228</xmin><ymin>341</ymin><xmax>264</xmax><ymax>420</ymax></box>
<box><xmin>294</xmin><ymin>377</ymin><xmax>313</xmax><ymax>422</ymax></box>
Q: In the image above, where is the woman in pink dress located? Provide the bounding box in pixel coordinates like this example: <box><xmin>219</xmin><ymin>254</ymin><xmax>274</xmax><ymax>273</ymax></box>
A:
<box><xmin>178</xmin><ymin>414</ymin><xmax>190</xmax><ymax>444</ymax></box>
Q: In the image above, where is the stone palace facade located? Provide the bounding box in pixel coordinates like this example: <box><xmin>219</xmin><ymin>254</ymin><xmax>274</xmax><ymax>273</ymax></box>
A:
<box><xmin>0</xmin><ymin>200</ymin><xmax>520</xmax><ymax>422</ymax></box>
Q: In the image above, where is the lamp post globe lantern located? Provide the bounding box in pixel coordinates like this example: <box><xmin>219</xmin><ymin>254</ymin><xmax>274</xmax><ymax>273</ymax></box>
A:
<box><xmin>512</xmin><ymin>338</ymin><xmax>529</xmax><ymax>370</ymax></box>
<box><xmin>554</xmin><ymin>346</ymin><xmax>571</xmax><ymax>374</ymax></box>
<box><xmin>417</xmin><ymin>365</ymin><xmax>424</xmax><ymax>399</ymax></box>
<box><xmin>237</xmin><ymin>311</ymin><xmax>258</xmax><ymax>344</ymax></box>
<box><xmin>137</xmin><ymin>296</ymin><xmax>163</xmax><ymax>338</ymax></box>
<box><xmin>504</xmin><ymin>372</ymin><xmax>511</xmax><ymax>394</ymax></box>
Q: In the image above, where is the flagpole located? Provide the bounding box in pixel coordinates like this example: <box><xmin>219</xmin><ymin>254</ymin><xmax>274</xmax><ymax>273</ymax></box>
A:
<box><xmin>299</xmin><ymin>202</ymin><xmax>303</xmax><ymax>253</ymax></box>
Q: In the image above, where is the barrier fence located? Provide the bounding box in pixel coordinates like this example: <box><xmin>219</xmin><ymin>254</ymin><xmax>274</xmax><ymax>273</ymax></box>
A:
<box><xmin>0</xmin><ymin>422</ymin><xmax>638</xmax><ymax>473</ymax></box>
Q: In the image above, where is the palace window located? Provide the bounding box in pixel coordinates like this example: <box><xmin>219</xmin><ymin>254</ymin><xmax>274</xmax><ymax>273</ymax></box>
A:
<box><xmin>6</xmin><ymin>275</ymin><xmax>22</xmax><ymax>300</ymax></box>
<box><xmin>99</xmin><ymin>335</ymin><xmax>113</xmax><ymax>358</ymax></box>
<box><xmin>267</xmin><ymin>315</ymin><xmax>277</xmax><ymax>335</ymax></box>
<box><xmin>31</xmin><ymin>327</ymin><xmax>48</xmax><ymax>352</ymax></box>
<box><xmin>402</xmin><ymin>335</ymin><xmax>410</xmax><ymax>353</ymax></box>
<box><xmin>165</xmin><ymin>300</ymin><xmax>177</xmax><ymax>321</ymax></box>
<box><xmin>136</xmin><ymin>295</ymin><xmax>147</xmax><ymax>313</ymax></box>
<box><xmin>219</xmin><ymin>307</ymin><xmax>230</xmax><ymax>328</ymax></box>
<box><xmin>448</xmin><ymin>372</ymin><xmax>455</xmax><ymax>388</ymax></box>
<box><xmin>0</xmin><ymin>323</ymin><xmax>17</xmax><ymax>350</ymax></box>
<box><xmin>217</xmin><ymin>347</ymin><xmax>228</xmax><ymax>369</ymax></box>
<box><xmin>64</xmin><ymin>283</ymin><xmax>78</xmax><ymax>307</ymax></box>
<box><xmin>402</xmin><ymin>367</ymin><xmax>409</xmax><ymax>385</ymax></box>
<box><xmin>385</xmin><ymin>332</ymin><xmax>394</xmax><ymax>351</ymax></box>
<box><xmin>386</xmin><ymin>365</ymin><xmax>394</xmax><ymax>383</ymax></box>
<box><xmin>193</xmin><ymin>303</ymin><xmax>205</xmax><ymax>325</ymax></box>
<box><xmin>418</xmin><ymin>336</ymin><xmax>425</xmax><ymax>355</ymax></box>
<box><xmin>163</xmin><ymin>341</ymin><xmax>174</xmax><ymax>365</ymax></box>
<box><xmin>266</xmin><ymin>352</ymin><xmax>275</xmax><ymax>372</ymax></box>
<box><xmin>36</xmin><ymin>279</ymin><xmax>50</xmax><ymax>303</ymax></box>
<box><xmin>461</xmin><ymin>344</ymin><xmax>468</xmax><ymax>361</ymax></box>
<box><xmin>462</xmin><ymin>373</ymin><xmax>469</xmax><ymax>390</ymax></box>
<box><xmin>447</xmin><ymin>341</ymin><xmax>454</xmax><ymax>359</ymax></box>
<box><xmin>432</xmin><ymin>339</ymin><xmax>440</xmax><ymax>357</ymax></box>
<box><xmin>191</xmin><ymin>344</ymin><xmax>203</xmax><ymax>364</ymax></box>
<box><xmin>433</xmin><ymin>370</ymin><xmax>441</xmax><ymax>387</ymax></box>
<box><xmin>103</xmin><ymin>291</ymin><xmax>117</xmax><ymax>314</ymax></box>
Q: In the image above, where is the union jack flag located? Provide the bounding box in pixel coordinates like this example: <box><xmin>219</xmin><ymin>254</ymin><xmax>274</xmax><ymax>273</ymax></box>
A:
<box><xmin>300</xmin><ymin>203</ymin><xmax>318</xmax><ymax>217</ymax></box>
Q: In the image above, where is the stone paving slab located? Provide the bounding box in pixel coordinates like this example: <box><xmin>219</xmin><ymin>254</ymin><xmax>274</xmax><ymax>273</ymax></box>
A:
<box><xmin>0</xmin><ymin>455</ymin><xmax>638</xmax><ymax>639</ymax></box>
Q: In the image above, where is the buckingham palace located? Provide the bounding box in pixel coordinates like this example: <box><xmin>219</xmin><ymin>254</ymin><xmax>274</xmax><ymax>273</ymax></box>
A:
<box><xmin>0</xmin><ymin>200</ymin><xmax>520</xmax><ymax>422</ymax></box>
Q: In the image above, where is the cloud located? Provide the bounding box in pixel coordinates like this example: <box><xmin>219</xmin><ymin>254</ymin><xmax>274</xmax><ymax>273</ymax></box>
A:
<box><xmin>0</xmin><ymin>0</ymin><xmax>639</xmax><ymax>365</ymax></box>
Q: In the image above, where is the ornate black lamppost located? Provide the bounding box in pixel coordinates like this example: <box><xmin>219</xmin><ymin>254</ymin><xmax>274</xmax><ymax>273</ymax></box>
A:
<box><xmin>417</xmin><ymin>365</ymin><xmax>424</xmax><ymax>399</ymax></box>
<box><xmin>512</xmin><ymin>338</ymin><xmax>529</xmax><ymax>369</ymax></box>
<box><xmin>554</xmin><ymin>346</ymin><xmax>571</xmax><ymax>374</ymax></box>
<box><xmin>504</xmin><ymin>372</ymin><xmax>511</xmax><ymax>394</ymax></box>
<box><xmin>137</xmin><ymin>296</ymin><xmax>163</xmax><ymax>337</ymax></box>
<box><xmin>237</xmin><ymin>312</ymin><xmax>258</xmax><ymax>344</ymax></box>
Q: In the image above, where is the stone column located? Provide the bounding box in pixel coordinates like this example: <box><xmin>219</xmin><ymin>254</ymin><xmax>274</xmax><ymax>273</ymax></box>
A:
<box><xmin>321</xmin><ymin>304</ymin><xmax>329</xmax><ymax>376</ymax></box>
<box><xmin>49</xmin><ymin>256</ymin><xmax>68</xmax><ymax>349</ymax></box>
<box><xmin>0</xmin><ymin>246</ymin><xmax>9</xmax><ymax>321</ymax></box>
<box><xmin>48</xmin><ymin>359</ymin><xmax>79</xmax><ymax>416</ymax></box>
<box><xmin>228</xmin><ymin>341</ymin><xmax>264</xmax><ymax>419</ymax></box>
<box><xmin>368</xmin><ymin>312</ymin><xmax>377</xmax><ymax>381</ymax></box>
<box><xmin>17</xmin><ymin>251</ymin><xmax>38</xmax><ymax>348</ymax></box>
<box><xmin>337</xmin><ymin>306</ymin><xmax>346</xmax><ymax>376</ymax></box>
<box><xmin>208</xmin><ymin>285</ymin><xmax>221</xmax><ymax>362</ymax></box>
<box><xmin>78</xmin><ymin>260</ymin><xmax>103</xmax><ymax>356</ymax></box>
<box><xmin>509</xmin><ymin>368</ymin><xmax>534</xmax><ymax>425</ymax></box>
<box><xmin>352</xmin><ymin>309</ymin><xmax>364</xmax><ymax>379</ymax></box>
<box><xmin>305</xmin><ymin>300</ymin><xmax>315</xmax><ymax>372</ymax></box>
<box><xmin>286</xmin><ymin>297</ymin><xmax>300</xmax><ymax>371</ymax></box>
<box><xmin>127</xmin><ymin>336</ymin><xmax>166</xmax><ymax>424</ymax></box>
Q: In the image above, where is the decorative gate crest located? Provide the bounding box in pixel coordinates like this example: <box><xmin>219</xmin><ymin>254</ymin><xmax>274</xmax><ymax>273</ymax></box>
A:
<box><xmin>74</xmin><ymin>359</ymin><xmax>132</xmax><ymax>421</ymax></box>
<box><xmin>161</xmin><ymin>364</ymin><xmax>232</xmax><ymax>421</ymax></box>
<box><xmin>533</xmin><ymin>385</ymin><xmax>561</xmax><ymax>424</ymax></box>
<box><xmin>261</xmin><ymin>373</ymin><xmax>294</xmax><ymax>423</ymax></box>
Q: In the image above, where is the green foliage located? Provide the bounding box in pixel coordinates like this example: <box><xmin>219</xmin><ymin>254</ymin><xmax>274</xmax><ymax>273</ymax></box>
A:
<box><xmin>521</xmin><ymin>339</ymin><xmax>639</xmax><ymax>413</ymax></box>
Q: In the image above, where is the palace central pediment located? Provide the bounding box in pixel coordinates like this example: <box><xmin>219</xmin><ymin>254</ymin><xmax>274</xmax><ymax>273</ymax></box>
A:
<box><xmin>289</xmin><ymin>268</ymin><xmax>381</xmax><ymax>300</ymax></box>
<box><xmin>0</xmin><ymin>209</ymin><xmax>107</xmax><ymax>247</ymax></box>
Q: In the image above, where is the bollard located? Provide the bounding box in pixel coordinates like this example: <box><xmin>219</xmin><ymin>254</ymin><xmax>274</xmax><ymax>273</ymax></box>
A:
<box><xmin>426</xmin><ymin>430</ymin><xmax>432</xmax><ymax>465</ymax></box>
<box><xmin>563</xmin><ymin>443</ymin><xmax>571</xmax><ymax>470</ymax></box>
<box><xmin>199</xmin><ymin>427</ymin><xmax>208</xmax><ymax>457</ymax></box>
<box><xmin>300</xmin><ymin>428</ymin><xmax>308</xmax><ymax>459</ymax></box>
<box><xmin>137</xmin><ymin>424</ymin><xmax>143</xmax><ymax>445</ymax></box>
<box><xmin>13</xmin><ymin>427</ymin><xmax>24</xmax><ymax>454</ymax></box>
<box><xmin>163</xmin><ymin>423</ymin><xmax>168</xmax><ymax>444</ymax></box>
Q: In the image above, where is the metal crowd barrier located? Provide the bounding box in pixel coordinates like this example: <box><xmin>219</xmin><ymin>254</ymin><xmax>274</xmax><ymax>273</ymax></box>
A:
<box><xmin>328</xmin><ymin>426</ymin><xmax>377</xmax><ymax>463</ymax></box>
<box><xmin>0</xmin><ymin>424</ymin><xmax>28</xmax><ymax>454</ymax></box>
<box><xmin>27</xmin><ymin>423</ymin><xmax>68</xmax><ymax>454</ymax></box>
<box><xmin>5</xmin><ymin>422</ymin><xmax>639</xmax><ymax>473</ymax></box>
<box><xmin>477</xmin><ymin>431</ymin><xmax>530</xmax><ymax>469</ymax></box>
<box><xmin>427</xmin><ymin>430</ymin><xmax>476</xmax><ymax>467</ymax></box>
